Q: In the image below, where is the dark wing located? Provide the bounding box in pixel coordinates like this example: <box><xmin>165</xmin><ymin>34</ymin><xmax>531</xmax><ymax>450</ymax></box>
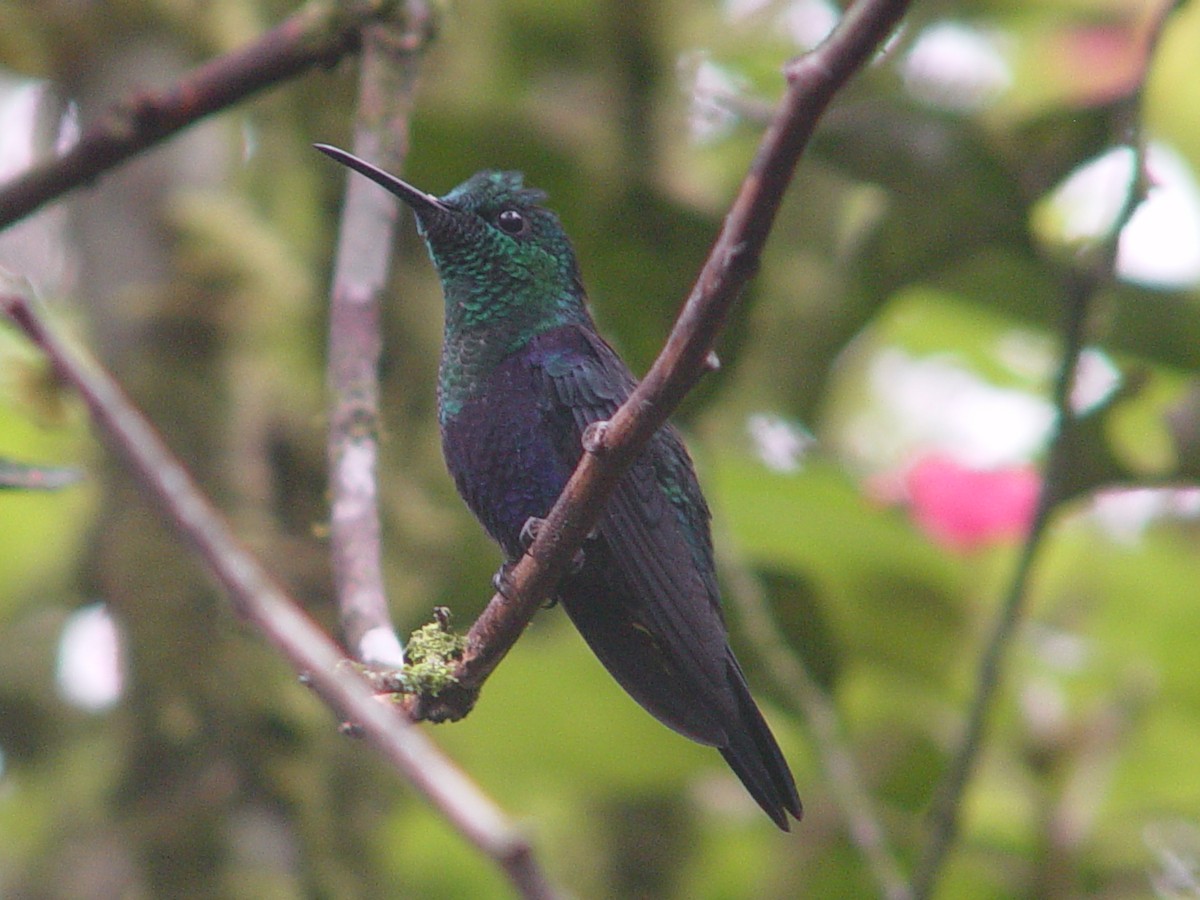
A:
<box><xmin>532</xmin><ymin>324</ymin><xmax>802</xmax><ymax>828</ymax></box>
<box><xmin>533</xmin><ymin>326</ymin><xmax>736</xmax><ymax>745</ymax></box>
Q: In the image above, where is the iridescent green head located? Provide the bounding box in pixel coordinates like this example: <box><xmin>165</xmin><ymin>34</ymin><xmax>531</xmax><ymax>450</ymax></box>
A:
<box><xmin>315</xmin><ymin>144</ymin><xmax>594</xmax><ymax>418</ymax></box>
<box><xmin>315</xmin><ymin>145</ymin><xmax>588</xmax><ymax>335</ymax></box>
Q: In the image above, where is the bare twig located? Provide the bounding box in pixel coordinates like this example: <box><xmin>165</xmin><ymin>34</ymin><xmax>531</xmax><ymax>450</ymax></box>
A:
<box><xmin>327</xmin><ymin>7</ymin><xmax>434</xmax><ymax>666</ymax></box>
<box><xmin>721</xmin><ymin>548</ymin><xmax>911</xmax><ymax>900</ymax></box>
<box><xmin>412</xmin><ymin>0</ymin><xmax>913</xmax><ymax>722</ymax></box>
<box><xmin>911</xmin><ymin>4</ymin><xmax>1178</xmax><ymax>895</ymax></box>
<box><xmin>0</xmin><ymin>0</ymin><xmax>405</xmax><ymax>231</ymax></box>
<box><xmin>0</xmin><ymin>293</ymin><xmax>560</xmax><ymax>900</ymax></box>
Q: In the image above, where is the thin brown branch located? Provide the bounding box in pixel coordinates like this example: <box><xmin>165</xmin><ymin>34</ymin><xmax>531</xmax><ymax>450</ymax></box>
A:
<box><xmin>0</xmin><ymin>0</ymin><xmax>405</xmax><ymax>231</ymax></box>
<box><xmin>0</xmin><ymin>293</ymin><xmax>560</xmax><ymax>900</ymax></box>
<box><xmin>327</xmin><ymin>7</ymin><xmax>434</xmax><ymax>666</ymax></box>
<box><xmin>910</xmin><ymin>3</ymin><xmax>1179</xmax><ymax>895</ymax></box>
<box><xmin>412</xmin><ymin>0</ymin><xmax>914</xmax><ymax>719</ymax></box>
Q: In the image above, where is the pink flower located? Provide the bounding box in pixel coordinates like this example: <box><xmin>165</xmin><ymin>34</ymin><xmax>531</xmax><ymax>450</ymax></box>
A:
<box><xmin>903</xmin><ymin>454</ymin><xmax>1040</xmax><ymax>551</ymax></box>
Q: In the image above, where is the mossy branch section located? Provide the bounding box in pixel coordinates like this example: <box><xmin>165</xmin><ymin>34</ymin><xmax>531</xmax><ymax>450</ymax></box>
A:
<box><xmin>353</xmin><ymin>609</ymin><xmax>468</xmax><ymax>699</ymax></box>
<box><xmin>403</xmin><ymin>615</ymin><xmax>469</xmax><ymax>696</ymax></box>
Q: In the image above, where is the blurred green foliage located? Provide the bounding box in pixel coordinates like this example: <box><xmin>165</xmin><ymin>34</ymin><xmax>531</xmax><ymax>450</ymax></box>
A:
<box><xmin>2</xmin><ymin>0</ymin><xmax>1199</xmax><ymax>897</ymax></box>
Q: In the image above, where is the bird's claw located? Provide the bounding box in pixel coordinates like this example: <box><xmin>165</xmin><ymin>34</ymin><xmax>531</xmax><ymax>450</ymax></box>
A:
<box><xmin>495</xmin><ymin>544</ymin><xmax>560</xmax><ymax>608</ymax></box>
<box><xmin>518</xmin><ymin>516</ymin><xmax>544</xmax><ymax>550</ymax></box>
<box><xmin>492</xmin><ymin>562</ymin><xmax>516</xmax><ymax>599</ymax></box>
<box><xmin>519</xmin><ymin>516</ymin><xmax>587</xmax><ymax>574</ymax></box>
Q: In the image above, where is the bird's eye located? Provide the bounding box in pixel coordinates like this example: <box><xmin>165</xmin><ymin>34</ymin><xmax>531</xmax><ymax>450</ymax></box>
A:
<box><xmin>496</xmin><ymin>208</ymin><xmax>527</xmax><ymax>235</ymax></box>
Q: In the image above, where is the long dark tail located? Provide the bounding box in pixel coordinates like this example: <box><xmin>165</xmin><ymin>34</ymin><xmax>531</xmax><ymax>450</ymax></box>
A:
<box><xmin>720</xmin><ymin>656</ymin><xmax>803</xmax><ymax>830</ymax></box>
<box><xmin>556</xmin><ymin>564</ymin><xmax>801</xmax><ymax>830</ymax></box>
<box><xmin>558</xmin><ymin>548</ymin><xmax>801</xmax><ymax>828</ymax></box>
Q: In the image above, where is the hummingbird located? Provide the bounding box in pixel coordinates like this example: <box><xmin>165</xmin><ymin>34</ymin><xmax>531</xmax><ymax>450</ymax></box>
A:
<box><xmin>316</xmin><ymin>144</ymin><xmax>802</xmax><ymax>829</ymax></box>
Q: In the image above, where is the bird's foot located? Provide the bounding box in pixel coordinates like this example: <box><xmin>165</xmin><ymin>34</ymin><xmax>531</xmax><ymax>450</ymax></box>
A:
<box><xmin>518</xmin><ymin>516</ymin><xmax>544</xmax><ymax>550</ymax></box>
<box><xmin>492</xmin><ymin>562</ymin><xmax>516</xmax><ymax>599</ymax></box>
<box><xmin>519</xmin><ymin>516</ymin><xmax>587</xmax><ymax>575</ymax></box>
<box><xmin>494</xmin><ymin>547</ymin><xmax>560</xmax><ymax>608</ymax></box>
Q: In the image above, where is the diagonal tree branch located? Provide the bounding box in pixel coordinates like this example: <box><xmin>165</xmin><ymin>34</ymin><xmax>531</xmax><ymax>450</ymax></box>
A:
<box><xmin>412</xmin><ymin>0</ymin><xmax>914</xmax><ymax>720</ymax></box>
<box><xmin>0</xmin><ymin>0</ymin><xmax>405</xmax><ymax>230</ymax></box>
<box><xmin>1</xmin><ymin>0</ymin><xmax>906</xmax><ymax>889</ymax></box>
<box><xmin>0</xmin><ymin>292</ymin><xmax>560</xmax><ymax>900</ymax></box>
<box><xmin>910</xmin><ymin>3</ymin><xmax>1180</xmax><ymax>895</ymax></box>
<box><xmin>326</xmin><ymin>7</ymin><xmax>434</xmax><ymax>667</ymax></box>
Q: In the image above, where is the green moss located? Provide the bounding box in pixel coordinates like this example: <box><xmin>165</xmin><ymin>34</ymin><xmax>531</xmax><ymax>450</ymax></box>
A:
<box><xmin>401</xmin><ymin>617</ymin><xmax>468</xmax><ymax>697</ymax></box>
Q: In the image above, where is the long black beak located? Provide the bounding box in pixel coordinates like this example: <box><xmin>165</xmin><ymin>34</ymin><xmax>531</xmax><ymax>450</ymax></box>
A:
<box><xmin>313</xmin><ymin>144</ymin><xmax>449</xmax><ymax>218</ymax></box>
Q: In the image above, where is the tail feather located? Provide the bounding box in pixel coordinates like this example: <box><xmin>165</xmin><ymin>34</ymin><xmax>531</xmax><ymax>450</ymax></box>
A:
<box><xmin>559</xmin><ymin>552</ymin><xmax>802</xmax><ymax>829</ymax></box>
<box><xmin>720</xmin><ymin>656</ymin><xmax>802</xmax><ymax>830</ymax></box>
